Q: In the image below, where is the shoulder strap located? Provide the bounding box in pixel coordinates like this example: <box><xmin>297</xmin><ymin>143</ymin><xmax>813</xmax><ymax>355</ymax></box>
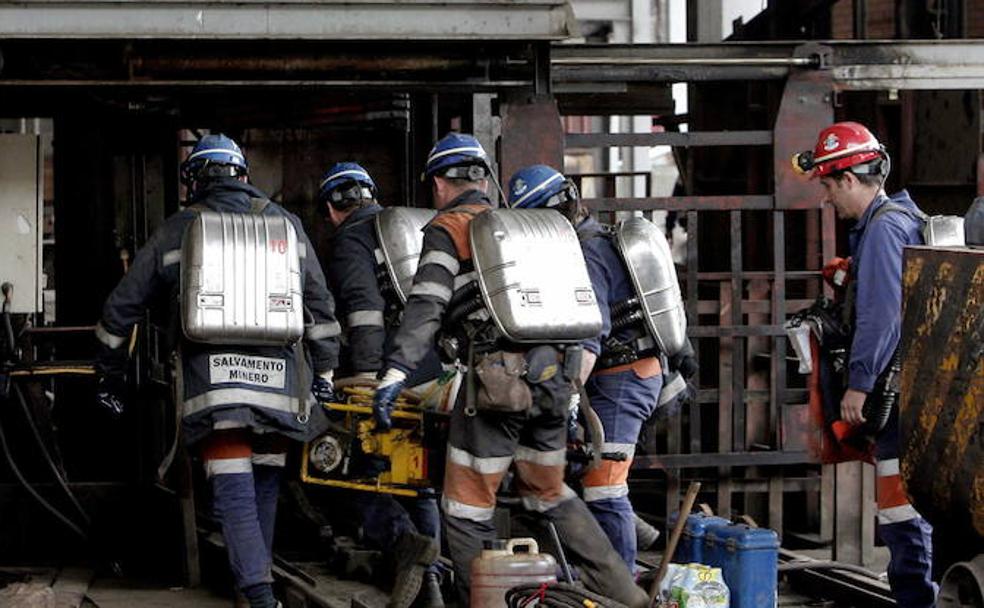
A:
<box><xmin>183</xmin><ymin>198</ymin><xmax>271</xmax><ymax>215</ymax></box>
<box><xmin>249</xmin><ymin>197</ymin><xmax>272</xmax><ymax>214</ymax></box>
<box><xmin>870</xmin><ymin>202</ymin><xmax>927</xmax><ymax>226</ymax></box>
<box><xmin>430</xmin><ymin>204</ymin><xmax>489</xmax><ymax>261</ymax></box>
<box><xmin>576</xmin><ymin>222</ymin><xmax>612</xmax><ymax>243</ymax></box>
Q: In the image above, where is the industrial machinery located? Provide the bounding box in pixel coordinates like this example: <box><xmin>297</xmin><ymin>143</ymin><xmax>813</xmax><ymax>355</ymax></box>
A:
<box><xmin>899</xmin><ymin>245</ymin><xmax>984</xmax><ymax>608</ymax></box>
<box><xmin>300</xmin><ymin>376</ymin><xmax>454</xmax><ymax>498</ymax></box>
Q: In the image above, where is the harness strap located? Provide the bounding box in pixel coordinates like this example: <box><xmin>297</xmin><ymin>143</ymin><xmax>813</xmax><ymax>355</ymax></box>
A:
<box><xmin>429</xmin><ymin>203</ymin><xmax>489</xmax><ymax>261</ymax></box>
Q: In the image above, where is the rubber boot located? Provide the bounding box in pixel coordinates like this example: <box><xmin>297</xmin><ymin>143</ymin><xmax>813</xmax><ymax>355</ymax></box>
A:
<box><xmin>634</xmin><ymin>514</ymin><xmax>660</xmax><ymax>551</ymax></box>
<box><xmin>416</xmin><ymin>572</ymin><xmax>446</xmax><ymax>608</ymax></box>
<box><xmin>389</xmin><ymin>531</ymin><xmax>439</xmax><ymax>608</ymax></box>
<box><xmin>544</xmin><ymin>499</ymin><xmax>649</xmax><ymax>608</ymax></box>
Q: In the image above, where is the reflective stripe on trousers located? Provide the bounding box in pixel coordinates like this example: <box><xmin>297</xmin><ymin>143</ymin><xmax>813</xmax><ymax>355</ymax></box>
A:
<box><xmin>514</xmin><ymin>446</ymin><xmax>577</xmax><ymax>513</ymax></box>
<box><xmin>582</xmin><ymin>442</ymin><xmax>635</xmax><ymax>503</ymax></box>
<box><xmin>201</xmin><ymin>430</ymin><xmax>289</xmax><ymax>591</ymax></box>
<box><xmin>876</xmin><ymin>458</ymin><xmax>919</xmax><ymax>524</ymax></box>
<box><xmin>442</xmin><ymin>445</ymin><xmax>511</xmax><ymax>521</ymax></box>
<box><xmin>875</xmin><ymin>454</ymin><xmax>938</xmax><ymax>608</ymax></box>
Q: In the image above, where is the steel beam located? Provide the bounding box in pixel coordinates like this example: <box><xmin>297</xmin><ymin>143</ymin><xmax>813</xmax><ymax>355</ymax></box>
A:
<box><xmin>554</xmin><ymin>41</ymin><xmax>984</xmax><ymax>90</ymax></box>
<box><xmin>830</xmin><ymin>41</ymin><xmax>984</xmax><ymax>90</ymax></box>
<box><xmin>0</xmin><ymin>79</ymin><xmax>530</xmax><ymax>91</ymax></box>
<box><xmin>0</xmin><ymin>0</ymin><xmax>577</xmax><ymax>40</ymax></box>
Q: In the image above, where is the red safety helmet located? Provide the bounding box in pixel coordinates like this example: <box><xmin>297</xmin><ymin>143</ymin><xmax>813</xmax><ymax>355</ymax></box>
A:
<box><xmin>792</xmin><ymin>122</ymin><xmax>887</xmax><ymax>179</ymax></box>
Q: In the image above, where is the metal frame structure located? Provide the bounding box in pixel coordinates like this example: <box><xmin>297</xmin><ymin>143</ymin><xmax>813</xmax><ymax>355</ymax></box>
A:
<box><xmin>0</xmin><ymin>0</ymin><xmax>576</xmax><ymax>41</ymax></box>
<box><xmin>555</xmin><ymin>39</ymin><xmax>984</xmax><ymax>564</ymax></box>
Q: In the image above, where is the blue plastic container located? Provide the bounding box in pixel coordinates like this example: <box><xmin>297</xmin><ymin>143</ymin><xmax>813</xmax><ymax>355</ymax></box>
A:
<box><xmin>704</xmin><ymin>524</ymin><xmax>779</xmax><ymax>608</ymax></box>
<box><xmin>669</xmin><ymin>513</ymin><xmax>731</xmax><ymax>564</ymax></box>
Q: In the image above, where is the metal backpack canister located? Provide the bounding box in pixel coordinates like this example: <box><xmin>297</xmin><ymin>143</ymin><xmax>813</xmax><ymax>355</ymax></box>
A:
<box><xmin>180</xmin><ymin>208</ymin><xmax>304</xmax><ymax>345</ymax></box>
<box><xmin>468</xmin><ymin>208</ymin><xmax>602</xmax><ymax>343</ymax></box>
<box><xmin>612</xmin><ymin>216</ymin><xmax>688</xmax><ymax>358</ymax></box>
<box><xmin>374</xmin><ymin>207</ymin><xmax>437</xmax><ymax>304</ymax></box>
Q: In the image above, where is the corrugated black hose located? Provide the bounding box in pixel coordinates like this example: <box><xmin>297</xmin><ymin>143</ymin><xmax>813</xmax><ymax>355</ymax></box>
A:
<box><xmin>505</xmin><ymin>582</ymin><xmax>630</xmax><ymax>608</ymax></box>
<box><xmin>0</xmin><ymin>392</ymin><xmax>89</xmax><ymax>541</ymax></box>
<box><xmin>13</xmin><ymin>383</ymin><xmax>92</xmax><ymax>526</ymax></box>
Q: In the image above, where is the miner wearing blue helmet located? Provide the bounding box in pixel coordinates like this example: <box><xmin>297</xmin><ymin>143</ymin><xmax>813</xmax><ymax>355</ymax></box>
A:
<box><xmin>317</xmin><ymin>161</ymin><xmax>445</xmax><ymax>608</ymax></box>
<box><xmin>95</xmin><ymin>134</ymin><xmax>340</xmax><ymax>608</ymax></box>
<box><xmin>374</xmin><ymin>135</ymin><xmax>649</xmax><ymax>607</ymax></box>
<box><xmin>509</xmin><ymin>164</ymin><xmax>698</xmax><ymax>573</ymax></box>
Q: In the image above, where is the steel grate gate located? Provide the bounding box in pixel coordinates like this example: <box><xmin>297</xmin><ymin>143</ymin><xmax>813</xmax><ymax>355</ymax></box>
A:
<box><xmin>561</xmin><ymin>69</ymin><xmax>839</xmax><ymax>543</ymax></box>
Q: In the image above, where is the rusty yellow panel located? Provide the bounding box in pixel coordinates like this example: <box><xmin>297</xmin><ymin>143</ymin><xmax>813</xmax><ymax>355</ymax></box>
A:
<box><xmin>900</xmin><ymin>246</ymin><xmax>984</xmax><ymax>551</ymax></box>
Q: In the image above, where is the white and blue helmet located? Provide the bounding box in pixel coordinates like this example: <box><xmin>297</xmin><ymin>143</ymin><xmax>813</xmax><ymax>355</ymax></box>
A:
<box><xmin>179</xmin><ymin>133</ymin><xmax>248</xmax><ymax>189</ymax></box>
<box><xmin>318</xmin><ymin>162</ymin><xmax>377</xmax><ymax>208</ymax></box>
<box><xmin>508</xmin><ymin>164</ymin><xmax>578</xmax><ymax>209</ymax></box>
<box><xmin>423</xmin><ymin>133</ymin><xmax>490</xmax><ymax>181</ymax></box>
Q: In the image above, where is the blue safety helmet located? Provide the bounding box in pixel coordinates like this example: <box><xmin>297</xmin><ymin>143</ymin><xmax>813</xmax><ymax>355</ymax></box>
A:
<box><xmin>179</xmin><ymin>133</ymin><xmax>248</xmax><ymax>189</ymax></box>
<box><xmin>318</xmin><ymin>162</ymin><xmax>377</xmax><ymax>208</ymax></box>
<box><xmin>507</xmin><ymin>164</ymin><xmax>579</xmax><ymax>209</ymax></box>
<box><xmin>422</xmin><ymin>133</ymin><xmax>490</xmax><ymax>181</ymax></box>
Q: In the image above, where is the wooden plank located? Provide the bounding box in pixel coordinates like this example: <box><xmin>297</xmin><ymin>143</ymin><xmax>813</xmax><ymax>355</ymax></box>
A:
<box><xmin>633</xmin><ymin>451</ymin><xmax>812</xmax><ymax>469</ymax></box>
<box><xmin>582</xmin><ymin>195</ymin><xmax>773</xmax><ymax>212</ymax></box>
<box><xmin>686</xmin><ymin>209</ymin><xmax>702</xmax><ymax>456</ymax></box>
<box><xmin>695</xmin><ymin>298</ymin><xmax>816</xmax><ymax>315</ymax></box>
<box><xmin>565</xmin><ymin>130</ymin><xmax>773</xmax><ymax>148</ymax></box>
<box><xmin>717</xmin><ymin>283</ymin><xmax>733</xmax><ymax>519</ymax></box>
<box><xmin>629</xmin><ymin>476</ymin><xmax>821</xmax><ymax>493</ymax></box>
<box><xmin>820</xmin><ymin>463</ymin><xmax>834</xmax><ymax>543</ymax></box>
<box><xmin>697</xmin><ymin>270</ymin><xmax>821</xmax><ymax>280</ymax></box>
<box><xmin>833</xmin><ymin>461</ymin><xmax>872</xmax><ymax>566</ymax></box>
<box><xmin>689</xmin><ymin>325</ymin><xmax>784</xmax><ymax>337</ymax></box>
<box><xmin>730</xmin><ymin>210</ymin><xmax>746</xmax><ymax>453</ymax></box>
<box><xmin>768</xmin><ymin>476</ymin><xmax>784</xmax><ymax>540</ymax></box>
<box><xmin>769</xmin><ymin>211</ymin><xmax>787</xmax><ymax>537</ymax></box>
<box><xmin>53</xmin><ymin>568</ymin><xmax>94</xmax><ymax>608</ymax></box>
<box><xmin>696</xmin><ymin>388</ymin><xmax>810</xmax><ymax>404</ymax></box>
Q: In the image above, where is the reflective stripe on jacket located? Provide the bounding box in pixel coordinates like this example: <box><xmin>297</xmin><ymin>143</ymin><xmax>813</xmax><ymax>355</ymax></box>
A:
<box><xmin>96</xmin><ymin>178</ymin><xmax>340</xmax><ymax>444</ymax></box>
<box><xmin>385</xmin><ymin>190</ymin><xmax>492</xmax><ymax>374</ymax></box>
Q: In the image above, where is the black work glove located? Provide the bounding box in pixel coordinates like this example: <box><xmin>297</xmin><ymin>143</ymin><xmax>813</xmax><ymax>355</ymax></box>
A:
<box><xmin>671</xmin><ymin>339</ymin><xmax>699</xmax><ymax>380</ymax></box>
<box><xmin>311</xmin><ymin>372</ymin><xmax>337</xmax><ymax>403</ymax></box>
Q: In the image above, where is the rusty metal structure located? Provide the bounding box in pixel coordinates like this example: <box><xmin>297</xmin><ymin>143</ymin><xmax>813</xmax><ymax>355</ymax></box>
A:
<box><xmin>554</xmin><ymin>40</ymin><xmax>984</xmax><ymax>567</ymax></box>
<box><xmin>899</xmin><ymin>246</ymin><xmax>984</xmax><ymax>571</ymax></box>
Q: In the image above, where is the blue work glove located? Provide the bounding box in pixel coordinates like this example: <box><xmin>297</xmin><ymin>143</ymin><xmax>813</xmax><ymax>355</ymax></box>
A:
<box><xmin>311</xmin><ymin>370</ymin><xmax>336</xmax><ymax>403</ymax></box>
<box><xmin>372</xmin><ymin>368</ymin><xmax>408</xmax><ymax>432</ymax></box>
<box><xmin>96</xmin><ymin>374</ymin><xmax>126</xmax><ymax>416</ymax></box>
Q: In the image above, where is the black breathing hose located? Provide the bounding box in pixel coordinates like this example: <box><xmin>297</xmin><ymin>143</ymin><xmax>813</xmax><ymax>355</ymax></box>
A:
<box><xmin>505</xmin><ymin>582</ymin><xmax>630</xmax><ymax>608</ymax></box>
<box><xmin>13</xmin><ymin>383</ymin><xmax>92</xmax><ymax>526</ymax></box>
<box><xmin>0</xmin><ymin>399</ymin><xmax>89</xmax><ymax>541</ymax></box>
<box><xmin>2</xmin><ymin>282</ymin><xmax>15</xmax><ymax>355</ymax></box>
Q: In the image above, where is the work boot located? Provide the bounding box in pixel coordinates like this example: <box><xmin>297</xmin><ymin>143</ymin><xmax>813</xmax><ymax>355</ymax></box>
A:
<box><xmin>415</xmin><ymin>572</ymin><xmax>445</xmax><ymax>608</ymax></box>
<box><xmin>389</xmin><ymin>531</ymin><xmax>439</xmax><ymax>608</ymax></box>
<box><xmin>634</xmin><ymin>514</ymin><xmax>660</xmax><ymax>551</ymax></box>
<box><xmin>544</xmin><ymin>499</ymin><xmax>649</xmax><ymax>608</ymax></box>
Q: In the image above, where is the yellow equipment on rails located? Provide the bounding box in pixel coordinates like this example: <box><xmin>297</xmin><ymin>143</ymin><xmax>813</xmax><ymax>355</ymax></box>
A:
<box><xmin>300</xmin><ymin>376</ymin><xmax>452</xmax><ymax>498</ymax></box>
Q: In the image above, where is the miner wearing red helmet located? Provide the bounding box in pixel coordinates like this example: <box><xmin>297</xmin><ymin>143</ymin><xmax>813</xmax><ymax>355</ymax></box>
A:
<box><xmin>796</xmin><ymin>122</ymin><xmax>937</xmax><ymax>608</ymax></box>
